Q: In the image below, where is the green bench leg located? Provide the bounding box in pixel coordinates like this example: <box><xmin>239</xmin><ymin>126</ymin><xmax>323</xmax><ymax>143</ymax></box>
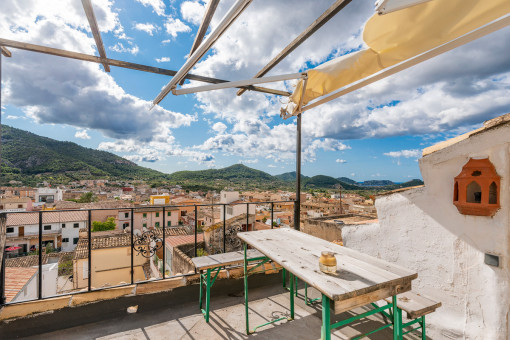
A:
<box><xmin>205</xmin><ymin>269</ymin><xmax>211</xmax><ymax>323</ymax></box>
<box><xmin>244</xmin><ymin>243</ymin><xmax>250</xmax><ymax>335</ymax></box>
<box><xmin>199</xmin><ymin>270</ymin><xmax>203</xmax><ymax>310</ymax></box>
<box><xmin>421</xmin><ymin>316</ymin><xmax>426</xmax><ymax>340</ymax></box>
<box><xmin>289</xmin><ymin>272</ymin><xmax>295</xmax><ymax>319</ymax></box>
<box><xmin>393</xmin><ymin>295</ymin><xmax>403</xmax><ymax>340</ymax></box>
<box><xmin>321</xmin><ymin>294</ymin><xmax>331</xmax><ymax>340</ymax></box>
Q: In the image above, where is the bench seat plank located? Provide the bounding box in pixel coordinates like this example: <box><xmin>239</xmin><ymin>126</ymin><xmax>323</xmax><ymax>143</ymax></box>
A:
<box><xmin>384</xmin><ymin>291</ymin><xmax>441</xmax><ymax>319</ymax></box>
<box><xmin>192</xmin><ymin>249</ymin><xmax>264</xmax><ymax>270</ymax></box>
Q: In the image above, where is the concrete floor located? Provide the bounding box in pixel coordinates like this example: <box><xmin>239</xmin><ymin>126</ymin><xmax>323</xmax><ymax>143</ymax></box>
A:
<box><xmin>19</xmin><ymin>283</ymin><xmax>425</xmax><ymax>340</ymax></box>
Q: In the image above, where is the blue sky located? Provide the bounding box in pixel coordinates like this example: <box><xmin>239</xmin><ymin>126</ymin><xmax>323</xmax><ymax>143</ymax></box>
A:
<box><xmin>1</xmin><ymin>0</ymin><xmax>509</xmax><ymax>182</ymax></box>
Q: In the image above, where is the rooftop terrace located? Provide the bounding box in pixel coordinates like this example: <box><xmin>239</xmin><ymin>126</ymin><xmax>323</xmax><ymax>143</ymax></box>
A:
<box><xmin>0</xmin><ymin>272</ymin><xmax>424</xmax><ymax>340</ymax></box>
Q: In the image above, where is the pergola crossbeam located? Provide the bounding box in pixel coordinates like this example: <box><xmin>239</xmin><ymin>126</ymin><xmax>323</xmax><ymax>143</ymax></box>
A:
<box><xmin>0</xmin><ymin>46</ymin><xmax>11</xmax><ymax>57</ymax></box>
<box><xmin>152</xmin><ymin>0</ymin><xmax>253</xmax><ymax>107</ymax></box>
<box><xmin>173</xmin><ymin>72</ymin><xmax>304</xmax><ymax>95</ymax></box>
<box><xmin>236</xmin><ymin>0</ymin><xmax>352</xmax><ymax>96</ymax></box>
<box><xmin>180</xmin><ymin>0</ymin><xmax>221</xmax><ymax>86</ymax></box>
<box><xmin>0</xmin><ymin>38</ymin><xmax>289</xmax><ymax>97</ymax></box>
<box><xmin>81</xmin><ymin>0</ymin><xmax>110</xmax><ymax>72</ymax></box>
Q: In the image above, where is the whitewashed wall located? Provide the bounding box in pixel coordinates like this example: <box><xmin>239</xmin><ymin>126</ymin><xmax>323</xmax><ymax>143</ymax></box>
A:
<box><xmin>342</xmin><ymin>124</ymin><xmax>510</xmax><ymax>339</ymax></box>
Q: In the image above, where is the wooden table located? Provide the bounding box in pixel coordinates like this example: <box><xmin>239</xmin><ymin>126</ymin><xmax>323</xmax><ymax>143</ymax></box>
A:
<box><xmin>238</xmin><ymin>228</ymin><xmax>417</xmax><ymax>340</ymax></box>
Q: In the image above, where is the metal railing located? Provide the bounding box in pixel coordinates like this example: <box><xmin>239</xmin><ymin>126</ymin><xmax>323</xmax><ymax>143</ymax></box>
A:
<box><xmin>0</xmin><ymin>200</ymin><xmax>295</xmax><ymax>306</ymax></box>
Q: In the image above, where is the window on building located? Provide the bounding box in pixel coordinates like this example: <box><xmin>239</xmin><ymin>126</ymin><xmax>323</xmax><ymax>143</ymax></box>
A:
<box><xmin>74</xmin><ymin>223</ymin><xmax>79</xmax><ymax>228</ymax></box>
<box><xmin>167</xmin><ymin>221</ymin><xmax>171</xmax><ymax>227</ymax></box>
<box><xmin>18</xmin><ymin>204</ymin><xmax>23</xmax><ymax>209</ymax></box>
<box><xmin>62</xmin><ymin>238</ymin><xmax>69</xmax><ymax>242</ymax></box>
<box><xmin>156</xmin><ymin>212</ymin><xmax>160</xmax><ymax>217</ymax></box>
<box><xmin>62</xmin><ymin>223</ymin><xmax>66</xmax><ymax>228</ymax></box>
<box><xmin>6</xmin><ymin>227</ymin><xmax>14</xmax><ymax>233</ymax></box>
<box><xmin>143</xmin><ymin>223</ymin><xmax>147</xmax><ymax>228</ymax></box>
<box><xmin>143</xmin><ymin>213</ymin><xmax>147</xmax><ymax>218</ymax></box>
<box><xmin>0</xmin><ymin>205</ymin><xmax>3</xmax><ymax>209</ymax></box>
<box><xmin>124</xmin><ymin>212</ymin><xmax>129</xmax><ymax>218</ymax></box>
<box><xmin>123</xmin><ymin>222</ymin><xmax>129</xmax><ymax>229</ymax></box>
<box><xmin>167</xmin><ymin>211</ymin><xmax>171</xmax><ymax>217</ymax></box>
<box><xmin>44</xmin><ymin>225</ymin><xmax>51</xmax><ymax>231</ymax></box>
<box><xmin>155</xmin><ymin>222</ymin><xmax>160</xmax><ymax>227</ymax></box>
<box><xmin>73</xmin><ymin>238</ymin><xmax>79</xmax><ymax>244</ymax></box>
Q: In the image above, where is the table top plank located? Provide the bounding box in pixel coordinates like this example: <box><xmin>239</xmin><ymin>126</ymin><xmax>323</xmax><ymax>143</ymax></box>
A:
<box><xmin>238</xmin><ymin>229</ymin><xmax>417</xmax><ymax>301</ymax></box>
<box><xmin>192</xmin><ymin>249</ymin><xmax>264</xmax><ymax>270</ymax></box>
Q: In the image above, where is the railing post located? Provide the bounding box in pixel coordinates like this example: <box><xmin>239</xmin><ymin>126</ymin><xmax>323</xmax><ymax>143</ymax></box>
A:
<box><xmin>246</xmin><ymin>203</ymin><xmax>250</xmax><ymax>231</ymax></box>
<box><xmin>38</xmin><ymin>211</ymin><xmax>42</xmax><ymax>299</ymax></box>
<box><xmin>130</xmin><ymin>208</ymin><xmax>134</xmax><ymax>284</ymax></box>
<box><xmin>87</xmin><ymin>210</ymin><xmax>91</xmax><ymax>291</ymax></box>
<box><xmin>1</xmin><ymin>213</ymin><xmax>7</xmax><ymax>305</ymax></box>
<box><xmin>194</xmin><ymin>205</ymin><xmax>198</xmax><ymax>257</ymax></box>
<box><xmin>162</xmin><ymin>206</ymin><xmax>166</xmax><ymax>279</ymax></box>
<box><xmin>271</xmin><ymin>202</ymin><xmax>274</xmax><ymax>229</ymax></box>
<box><xmin>223</xmin><ymin>204</ymin><xmax>226</xmax><ymax>253</ymax></box>
<box><xmin>294</xmin><ymin>112</ymin><xmax>302</xmax><ymax>231</ymax></box>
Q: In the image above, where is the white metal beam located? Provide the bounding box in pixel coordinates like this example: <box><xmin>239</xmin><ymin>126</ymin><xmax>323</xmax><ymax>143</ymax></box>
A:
<box><xmin>375</xmin><ymin>0</ymin><xmax>433</xmax><ymax>15</ymax></box>
<box><xmin>81</xmin><ymin>0</ymin><xmax>110</xmax><ymax>72</ymax></box>
<box><xmin>300</xmin><ymin>13</ymin><xmax>510</xmax><ymax>114</ymax></box>
<box><xmin>152</xmin><ymin>0</ymin><xmax>252</xmax><ymax>107</ymax></box>
<box><xmin>237</xmin><ymin>0</ymin><xmax>352</xmax><ymax>97</ymax></box>
<box><xmin>173</xmin><ymin>72</ymin><xmax>304</xmax><ymax>95</ymax></box>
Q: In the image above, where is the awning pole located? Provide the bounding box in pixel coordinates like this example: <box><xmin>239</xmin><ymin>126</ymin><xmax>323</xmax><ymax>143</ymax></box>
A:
<box><xmin>294</xmin><ymin>74</ymin><xmax>308</xmax><ymax>231</ymax></box>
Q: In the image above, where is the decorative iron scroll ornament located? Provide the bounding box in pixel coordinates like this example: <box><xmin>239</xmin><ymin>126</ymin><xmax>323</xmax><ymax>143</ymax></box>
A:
<box><xmin>132</xmin><ymin>230</ymin><xmax>163</xmax><ymax>258</ymax></box>
<box><xmin>225</xmin><ymin>225</ymin><xmax>243</xmax><ymax>250</ymax></box>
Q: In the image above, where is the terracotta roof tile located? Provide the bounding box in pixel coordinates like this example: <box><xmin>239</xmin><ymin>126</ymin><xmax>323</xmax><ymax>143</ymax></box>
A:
<box><xmin>5</xmin><ymin>267</ymin><xmax>38</xmax><ymax>303</ymax></box>
<box><xmin>165</xmin><ymin>234</ymin><xmax>204</xmax><ymax>248</ymax></box>
<box><xmin>7</xmin><ymin>211</ymin><xmax>88</xmax><ymax>226</ymax></box>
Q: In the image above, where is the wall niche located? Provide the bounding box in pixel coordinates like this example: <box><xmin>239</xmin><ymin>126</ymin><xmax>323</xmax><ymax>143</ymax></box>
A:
<box><xmin>453</xmin><ymin>158</ymin><xmax>500</xmax><ymax>216</ymax></box>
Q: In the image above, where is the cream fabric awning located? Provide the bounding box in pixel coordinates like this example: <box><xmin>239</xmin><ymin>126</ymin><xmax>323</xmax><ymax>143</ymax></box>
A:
<box><xmin>285</xmin><ymin>0</ymin><xmax>510</xmax><ymax>115</ymax></box>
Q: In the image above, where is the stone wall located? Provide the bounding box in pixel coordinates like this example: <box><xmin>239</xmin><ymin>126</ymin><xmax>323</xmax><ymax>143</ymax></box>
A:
<box><xmin>171</xmin><ymin>242</ymin><xmax>204</xmax><ymax>275</ymax></box>
<box><xmin>301</xmin><ymin>215</ymin><xmax>346</xmax><ymax>242</ymax></box>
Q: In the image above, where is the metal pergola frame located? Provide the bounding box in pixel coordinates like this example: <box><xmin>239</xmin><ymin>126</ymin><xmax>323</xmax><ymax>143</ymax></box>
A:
<box><xmin>2</xmin><ymin>1</ymin><xmax>507</xmax><ymax>234</ymax></box>
<box><xmin>1</xmin><ymin>0</ymin><xmax>344</xmax><ymax>231</ymax></box>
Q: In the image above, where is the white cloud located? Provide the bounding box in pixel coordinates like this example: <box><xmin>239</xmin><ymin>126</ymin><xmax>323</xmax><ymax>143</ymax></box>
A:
<box><xmin>384</xmin><ymin>149</ymin><xmax>421</xmax><ymax>158</ymax></box>
<box><xmin>6</xmin><ymin>115</ymin><xmax>20</xmax><ymax>120</ymax></box>
<box><xmin>164</xmin><ymin>17</ymin><xmax>191</xmax><ymax>38</ymax></box>
<box><xmin>240</xmin><ymin>159</ymin><xmax>258</xmax><ymax>164</ymax></box>
<box><xmin>350</xmin><ymin>173</ymin><xmax>356</xmax><ymax>177</ymax></box>
<box><xmin>161</xmin><ymin>39</ymin><xmax>171</xmax><ymax>45</ymax></box>
<box><xmin>134</xmin><ymin>0</ymin><xmax>165</xmax><ymax>16</ymax></box>
<box><xmin>109</xmin><ymin>42</ymin><xmax>139</xmax><ymax>55</ymax></box>
<box><xmin>75</xmin><ymin>129</ymin><xmax>91</xmax><ymax>140</ymax></box>
<box><xmin>155</xmin><ymin>57</ymin><xmax>171</xmax><ymax>63</ymax></box>
<box><xmin>211</xmin><ymin>122</ymin><xmax>227</xmax><ymax>133</ymax></box>
<box><xmin>133</xmin><ymin>22</ymin><xmax>158</xmax><ymax>36</ymax></box>
<box><xmin>336</xmin><ymin>159</ymin><xmax>347</xmax><ymax>163</ymax></box>
<box><xmin>181</xmin><ymin>1</ymin><xmax>206</xmax><ymax>26</ymax></box>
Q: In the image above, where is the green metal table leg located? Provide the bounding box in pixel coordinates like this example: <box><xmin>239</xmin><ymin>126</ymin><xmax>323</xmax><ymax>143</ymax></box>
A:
<box><xmin>421</xmin><ymin>316</ymin><xmax>426</xmax><ymax>340</ymax></box>
<box><xmin>199</xmin><ymin>270</ymin><xmax>203</xmax><ymax>310</ymax></box>
<box><xmin>282</xmin><ymin>268</ymin><xmax>286</xmax><ymax>288</ymax></box>
<box><xmin>244</xmin><ymin>243</ymin><xmax>250</xmax><ymax>335</ymax></box>
<box><xmin>321</xmin><ymin>294</ymin><xmax>331</xmax><ymax>340</ymax></box>
<box><xmin>205</xmin><ymin>268</ymin><xmax>211</xmax><ymax>323</ymax></box>
<box><xmin>295</xmin><ymin>275</ymin><xmax>298</xmax><ymax>297</ymax></box>
<box><xmin>289</xmin><ymin>272</ymin><xmax>295</xmax><ymax>320</ymax></box>
<box><xmin>392</xmin><ymin>295</ymin><xmax>403</xmax><ymax>340</ymax></box>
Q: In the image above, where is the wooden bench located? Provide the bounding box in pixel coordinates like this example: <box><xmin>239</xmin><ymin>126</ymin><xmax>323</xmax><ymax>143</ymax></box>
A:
<box><xmin>191</xmin><ymin>249</ymin><xmax>267</xmax><ymax>322</ymax></box>
<box><xmin>383</xmin><ymin>291</ymin><xmax>441</xmax><ymax>339</ymax></box>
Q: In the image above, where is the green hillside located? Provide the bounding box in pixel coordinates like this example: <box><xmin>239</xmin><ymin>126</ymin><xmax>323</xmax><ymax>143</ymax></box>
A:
<box><xmin>1</xmin><ymin>125</ymin><xmax>168</xmax><ymax>185</ymax></box>
<box><xmin>274</xmin><ymin>171</ymin><xmax>309</xmax><ymax>182</ymax></box>
<box><xmin>168</xmin><ymin>164</ymin><xmax>283</xmax><ymax>191</ymax></box>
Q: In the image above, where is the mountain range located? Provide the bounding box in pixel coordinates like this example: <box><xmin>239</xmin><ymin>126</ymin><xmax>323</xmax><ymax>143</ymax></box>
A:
<box><xmin>0</xmin><ymin>125</ymin><xmax>423</xmax><ymax>190</ymax></box>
